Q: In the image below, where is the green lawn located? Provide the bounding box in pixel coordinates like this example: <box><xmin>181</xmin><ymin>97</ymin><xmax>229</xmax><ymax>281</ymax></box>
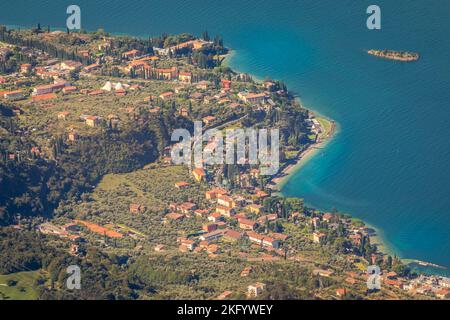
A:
<box><xmin>317</xmin><ymin>117</ymin><xmax>333</xmax><ymax>139</ymax></box>
<box><xmin>0</xmin><ymin>270</ymin><xmax>45</xmax><ymax>300</ymax></box>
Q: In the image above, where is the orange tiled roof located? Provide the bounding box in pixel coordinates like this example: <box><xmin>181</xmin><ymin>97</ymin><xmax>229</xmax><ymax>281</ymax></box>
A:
<box><xmin>32</xmin><ymin>93</ymin><xmax>57</xmax><ymax>101</ymax></box>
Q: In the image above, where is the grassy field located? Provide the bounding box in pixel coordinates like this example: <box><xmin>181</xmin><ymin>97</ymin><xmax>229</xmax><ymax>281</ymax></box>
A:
<box><xmin>0</xmin><ymin>270</ymin><xmax>45</xmax><ymax>300</ymax></box>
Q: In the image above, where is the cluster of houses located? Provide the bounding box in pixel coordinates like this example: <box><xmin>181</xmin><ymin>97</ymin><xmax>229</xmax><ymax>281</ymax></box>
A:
<box><xmin>116</xmin><ymin>40</ymin><xmax>286</xmax><ymax>122</ymax></box>
<box><xmin>155</xmin><ymin>168</ymin><xmax>291</xmax><ymax>259</ymax></box>
<box><xmin>402</xmin><ymin>274</ymin><xmax>450</xmax><ymax>299</ymax></box>
<box><xmin>35</xmin><ymin>60</ymin><xmax>83</xmax><ymax>80</ymax></box>
<box><xmin>145</xmin><ymin>76</ymin><xmax>278</xmax><ymax>113</ymax></box>
<box><xmin>1</xmin><ymin>32</ymin><xmax>285</xmax><ymax>155</ymax></box>
<box><xmin>309</xmin><ymin>211</ymin><xmax>375</xmax><ymax>249</ymax></box>
<box><xmin>309</xmin><ymin>211</ymin><xmax>450</xmax><ymax>299</ymax></box>
<box><xmin>0</xmin><ymin>61</ymin><xmax>79</xmax><ymax>102</ymax></box>
<box><xmin>37</xmin><ymin>219</ymin><xmax>142</xmax><ymax>246</ymax></box>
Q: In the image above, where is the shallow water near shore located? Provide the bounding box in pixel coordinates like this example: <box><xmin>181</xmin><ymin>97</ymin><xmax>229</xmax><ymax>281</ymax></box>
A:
<box><xmin>1</xmin><ymin>0</ymin><xmax>450</xmax><ymax>275</ymax></box>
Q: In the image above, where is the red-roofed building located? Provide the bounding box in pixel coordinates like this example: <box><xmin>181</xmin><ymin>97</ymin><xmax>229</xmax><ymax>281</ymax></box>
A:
<box><xmin>206</xmin><ymin>244</ymin><xmax>219</xmax><ymax>254</ymax></box>
<box><xmin>313</xmin><ymin>232</ymin><xmax>326</xmax><ymax>244</ymax></box>
<box><xmin>199</xmin><ymin>240</ymin><xmax>209</xmax><ymax>248</ymax></box>
<box><xmin>250</xmin><ymin>168</ymin><xmax>260</xmax><ymax>178</ymax></box>
<box><xmin>196</xmin><ymin>80</ymin><xmax>210</xmax><ymax>90</ymax></box>
<box><xmin>175</xmin><ymin>181</ymin><xmax>190</xmax><ymax>189</ymax></box>
<box><xmin>194</xmin><ymin>209</ymin><xmax>209</xmax><ymax>217</ymax></box>
<box><xmin>122</xmin><ymin>49</ymin><xmax>141</xmax><ymax>60</ymax></box>
<box><xmin>336</xmin><ymin>288</ymin><xmax>347</xmax><ymax>298</ymax></box>
<box><xmin>178</xmin><ymin>71</ymin><xmax>192</xmax><ymax>83</ymax></box>
<box><xmin>247</xmin><ymin>282</ymin><xmax>266</xmax><ymax>297</ymax></box>
<box><xmin>238</xmin><ymin>218</ymin><xmax>257</xmax><ymax>231</ymax></box>
<box><xmin>247</xmin><ymin>204</ymin><xmax>263</xmax><ymax>214</ymax></box>
<box><xmin>32</xmin><ymin>93</ymin><xmax>57</xmax><ymax>102</ymax></box>
<box><xmin>205</xmin><ymin>188</ymin><xmax>228</xmax><ymax>200</ymax></box>
<box><xmin>33</xmin><ymin>82</ymin><xmax>66</xmax><ymax>96</ymax></box>
<box><xmin>84</xmin><ymin>63</ymin><xmax>100</xmax><ymax>72</ymax></box>
<box><xmin>223</xmin><ymin>229</ymin><xmax>243</xmax><ymax>241</ymax></box>
<box><xmin>240</xmin><ymin>266</ymin><xmax>253</xmax><ymax>277</ymax></box>
<box><xmin>436</xmin><ymin>289</ymin><xmax>450</xmax><ymax>300</ymax></box>
<box><xmin>180</xmin><ymin>238</ymin><xmax>196</xmax><ymax>250</ymax></box>
<box><xmin>202</xmin><ymin>116</ymin><xmax>216</xmax><ymax>125</ymax></box>
<box><xmin>257</xmin><ymin>214</ymin><xmax>278</xmax><ymax>224</ymax></box>
<box><xmin>262</xmin><ymin>236</ymin><xmax>279</xmax><ymax>248</ymax></box>
<box><xmin>63</xmin><ymin>86</ymin><xmax>78</xmax><ymax>94</ymax></box>
<box><xmin>58</xmin><ymin>111</ymin><xmax>70</xmax><ymax>120</ymax></box>
<box><xmin>208</xmin><ymin>213</ymin><xmax>224</xmax><ymax>223</ymax></box>
<box><xmin>221</xmin><ymin>79</ymin><xmax>231</xmax><ymax>89</ymax></box>
<box><xmin>217</xmin><ymin>195</ymin><xmax>236</xmax><ymax>208</ymax></box>
<box><xmin>3</xmin><ymin>90</ymin><xmax>24</xmax><ymax>100</ymax></box>
<box><xmin>68</xmin><ymin>132</ymin><xmax>78</xmax><ymax>141</ymax></box>
<box><xmin>144</xmin><ymin>66</ymin><xmax>178</xmax><ymax>80</ymax></box>
<box><xmin>192</xmin><ymin>167</ymin><xmax>206</xmax><ymax>182</ymax></box>
<box><xmin>199</xmin><ymin>229</ymin><xmax>224</xmax><ymax>242</ymax></box>
<box><xmin>177</xmin><ymin>202</ymin><xmax>197</xmax><ymax>214</ymax></box>
<box><xmin>246</xmin><ymin>231</ymin><xmax>280</xmax><ymax>248</ymax></box>
<box><xmin>61</xmin><ymin>60</ymin><xmax>83</xmax><ymax>71</ymax></box>
<box><xmin>217</xmin><ymin>291</ymin><xmax>233</xmax><ymax>300</ymax></box>
<box><xmin>345</xmin><ymin>277</ymin><xmax>358</xmax><ymax>285</ymax></box>
<box><xmin>179</xmin><ymin>244</ymin><xmax>189</xmax><ymax>253</ymax></box>
<box><xmin>20</xmin><ymin>63</ymin><xmax>32</xmax><ymax>74</ymax></box>
<box><xmin>270</xmin><ymin>232</ymin><xmax>289</xmax><ymax>241</ymax></box>
<box><xmin>254</xmin><ymin>189</ymin><xmax>269</xmax><ymax>198</ymax></box>
<box><xmin>159</xmin><ymin>91</ymin><xmax>174</xmax><ymax>100</ymax></box>
<box><xmin>203</xmin><ymin>224</ymin><xmax>217</xmax><ymax>233</ymax></box>
<box><xmin>179</xmin><ymin>107</ymin><xmax>189</xmax><ymax>117</ymax></box>
<box><xmin>88</xmin><ymin>89</ymin><xmax>105</xmax><ymax>96</ymax></box>
<box><xmin>216</xmin><ymin>205</ymin><xmax>234</xmax><ymax>217</ymax></box>
<box><xmin>242</xmin><ymin>92</ymin><xmax>267</xmax><ymax>104</ymax></box>
<box><xmin>349</xmin><ymin>233</ymin><xmax>362</xmax><ymax>246</ymax></box>
<box><xmin>115</xmin><ymin>88</ymin><xmax>126</xmax><ymax>96</ymax></box>
<box><xmin>166</xmin><ymin>212</ymin><xmax>185</xmax><ymax>221</ymax></box>
<box><xmin>233</xmin><ymin>213</ymin><xmax>247</xmax><ymax>221</ymax></box>
<box><xmin>85</xmin><ymin>116</ymin><xmax>101</xmax><ymax>127</ymax></box>
<box><xmin>323</xmin><ymin>213</ymin><xmax>334</xmax><ymax>222</ymax></box>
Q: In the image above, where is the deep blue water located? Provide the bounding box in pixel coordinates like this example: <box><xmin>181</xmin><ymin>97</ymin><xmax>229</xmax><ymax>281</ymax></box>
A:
<box><xmin>1</xmin><ymin>0</ymin><xmax>449</xmax><ymax>274</ymax></box>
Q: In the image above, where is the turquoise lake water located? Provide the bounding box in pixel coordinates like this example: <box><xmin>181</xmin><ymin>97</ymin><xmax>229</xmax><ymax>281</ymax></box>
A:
<box><xmin>1</xmin><ymin>0</ymin><xmax>449</xmax><ymax>274</ymax></box>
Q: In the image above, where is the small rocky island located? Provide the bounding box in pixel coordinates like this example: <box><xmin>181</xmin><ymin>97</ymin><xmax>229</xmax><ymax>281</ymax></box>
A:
<box><xmin>367</xmin><ymin>49</ymin><xmax>419</xmax><ymax>62</ymax></box>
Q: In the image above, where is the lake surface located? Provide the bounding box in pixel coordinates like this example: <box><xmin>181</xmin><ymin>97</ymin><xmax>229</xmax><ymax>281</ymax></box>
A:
<box><xmin>1</xmin><ymin>0</ymin><xmax>449</xmax><ymax>274</ymax></box>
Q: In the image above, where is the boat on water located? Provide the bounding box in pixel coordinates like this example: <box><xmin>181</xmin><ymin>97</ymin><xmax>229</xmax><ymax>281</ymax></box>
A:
<box><xmin>367</xmin><ymin>49</ymin><xmax>419</xmax><ymax>62</ymax></box>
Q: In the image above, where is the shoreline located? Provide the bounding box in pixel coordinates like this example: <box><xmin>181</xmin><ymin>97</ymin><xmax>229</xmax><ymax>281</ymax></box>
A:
<box><xmin>226</xmin><ymin>50</ymin><xmax>448</xmax><ymax>275</ymax></box>
<box><xmin>269</xmin><ymin>113</ymin><xmax>337</xmax><ymax>191</ymax></box>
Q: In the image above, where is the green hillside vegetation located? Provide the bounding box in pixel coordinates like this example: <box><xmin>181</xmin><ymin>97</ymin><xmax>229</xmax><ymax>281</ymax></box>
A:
<box><xmin>0</xmin><ymin>270</ymin><xmax>45</xmax><ymax>300</ymax></box>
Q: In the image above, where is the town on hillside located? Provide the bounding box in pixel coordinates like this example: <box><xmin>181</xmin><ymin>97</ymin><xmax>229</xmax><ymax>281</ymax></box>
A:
<box><xmin>0</xmin><ymin>25</ymin><xmax>448</xmax><ymax>300</ymax></box>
